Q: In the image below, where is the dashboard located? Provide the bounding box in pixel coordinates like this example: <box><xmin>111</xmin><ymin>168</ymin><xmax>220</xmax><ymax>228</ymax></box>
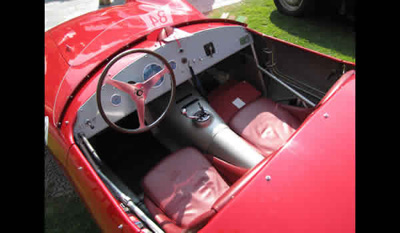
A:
<box><xmin>74</xmin><ymin>25</ymin><xmax>254</xmax><ymax>138</ymax></box>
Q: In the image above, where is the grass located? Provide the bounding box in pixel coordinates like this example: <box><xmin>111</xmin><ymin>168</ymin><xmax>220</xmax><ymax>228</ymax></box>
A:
<box><xmin>208</xmin><ymin>0</ymin><xmax>355</xmax><ymax>62</ymax></box>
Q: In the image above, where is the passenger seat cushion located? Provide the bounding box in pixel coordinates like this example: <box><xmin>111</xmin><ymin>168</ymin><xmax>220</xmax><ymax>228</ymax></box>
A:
<box><xmin>229</xmin><ymin>98</ymin><xmax>302</xmax><ymax>156</ymax></box>
<box><xmin>142</xmin><ymin>147</ymin><xmax>229</xmax><ymax>228</ymax></box>
<box><xmin>208</xmin><ymin>80</ymin><xmax>262</xmax><ymax>123</ymax></box>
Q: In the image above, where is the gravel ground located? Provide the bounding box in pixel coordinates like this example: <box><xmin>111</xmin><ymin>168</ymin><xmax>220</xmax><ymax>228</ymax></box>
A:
<box><xmin>45</xmin><ymin>148</ymin><xmax>76</xmax><ymax>199</ymax></box>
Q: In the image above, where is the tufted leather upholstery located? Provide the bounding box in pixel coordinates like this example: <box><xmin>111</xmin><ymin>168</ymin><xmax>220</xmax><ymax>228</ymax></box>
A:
<box><xmin>229</xmin><ymin>97</ymin><xmax>302</xmax><ymax>156</ymax></box>
<box><xmin>209</xmin><ymin>80</ymin><xmax>309</xmax><ymax>157</ymax></box>
<box><xmin>142</xmin><ymin>147</ymin><xmax>229</xmax><ymax>232</ymax></box>
<box><xmin>208</xmin><ymin>70</ymin><xmax>355</xmax><ymax>157</ymax></box>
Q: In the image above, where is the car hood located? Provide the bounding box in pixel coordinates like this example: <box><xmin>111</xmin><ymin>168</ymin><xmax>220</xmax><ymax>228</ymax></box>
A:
<box><xmin>47</xmin><ymin>0</ymin><xmax>203</xmax><ymax>67</ymax></box>
<box><xmin>45</xmin><ymin>0</ymin><xmax>204</xmax><ymax>126</ymax></box>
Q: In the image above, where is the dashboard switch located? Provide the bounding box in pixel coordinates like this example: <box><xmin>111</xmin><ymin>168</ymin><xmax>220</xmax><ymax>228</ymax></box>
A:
<box><xmin>204</xmin><ymin>42</ymin><xmax>215</xmax><ymax>57</ymax></box>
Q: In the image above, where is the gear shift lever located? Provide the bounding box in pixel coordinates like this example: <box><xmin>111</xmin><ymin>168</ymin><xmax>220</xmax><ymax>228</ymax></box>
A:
<box><xmin>181</xmin><ymin>102</ymin><xmax>212</xmax><ymax>127</ymax></box>
<box><xmin>197</xmin><ymin>102</ymin><xmax>205</xmax><ymax>114</ymax></box>
<box><xmin>181</xmin><ymin>108</ymin><xmax>198</xmax><ymax>120</ymax></box>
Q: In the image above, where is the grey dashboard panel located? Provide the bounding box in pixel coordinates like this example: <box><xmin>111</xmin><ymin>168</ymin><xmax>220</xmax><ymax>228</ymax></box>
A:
<box><xmin>74</xmin><ymin>25</ymin><xmax>253</xmax><ymax>138</ymax></box>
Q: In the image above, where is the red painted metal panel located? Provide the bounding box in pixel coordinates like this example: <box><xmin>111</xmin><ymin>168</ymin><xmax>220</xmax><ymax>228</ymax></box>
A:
<box><xmin>201</xmin><ymin>75</ymin><xmax>355</xmax><ymax>233</ymax></box>
<box><xmin>47</xmin><ymin>0</ymin><xmax>204</xmax><ymax>67</ymax></box>
<box><xmin>45</xmin><ymin>32</ymin><xmax>73</xmax><ymax>165</ymax></box>
<box><xmin>45</xmin><ymin>32</ymin><xmax>69</xmax><ymax>124</ymax></box>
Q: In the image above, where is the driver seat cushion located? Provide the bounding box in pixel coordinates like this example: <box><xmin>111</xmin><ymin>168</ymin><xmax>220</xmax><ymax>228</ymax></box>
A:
<box><xmin>142</xmin><ymin>147</ymin><xmax>230</xmax><ymax>231</ymax></box>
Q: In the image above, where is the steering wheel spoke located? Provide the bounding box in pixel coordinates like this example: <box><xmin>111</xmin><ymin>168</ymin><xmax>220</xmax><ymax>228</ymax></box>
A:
<box><xmin>143</xmin><ymin>67</ymin><xmax>169</xmax><ymax>90</ymax></box>
<box><xmin>97</xmin><ymin>49</ymin><xmax>176</xmax><ymax>134</ymax></box>
<box><xmin>133</xmin><ymin>92</ymin><xmax>146</xmax><ymax>129</ymax></box>
<box><xmin>106</xmin><ymin>77</ymin><xmax>135</xmax><ymax>95</ymax></box>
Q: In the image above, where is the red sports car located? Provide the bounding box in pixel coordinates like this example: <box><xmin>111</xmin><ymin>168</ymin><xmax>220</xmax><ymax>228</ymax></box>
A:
<box><xmin>45</xmin><ymin>0</ymin><xmax>355</xmax><ymax>232</ymax></box>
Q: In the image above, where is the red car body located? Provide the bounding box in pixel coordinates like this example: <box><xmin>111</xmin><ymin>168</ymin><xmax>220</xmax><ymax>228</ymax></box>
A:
<box><xmin>45</xmin><ymin>0</ymin><xmax>355</xmax><ymax>232</ymax></box>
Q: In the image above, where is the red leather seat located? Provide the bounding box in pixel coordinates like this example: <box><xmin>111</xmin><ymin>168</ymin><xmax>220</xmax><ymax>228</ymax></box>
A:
<box><xmin>209</xmin><ymin>80</ymin><xmax>309</xmax><ymax>157</ymax></box>
<box><xmin>229</xmin><ymin>97</ymin><xmax>302</xmax><ymax>156</ymax></box>
<box><xmin>142</xmin><ymin>147</ymin><xmax>230</xmax><ymax>233</ymax></box>
<box><xmin>208</xmin><ymin>70</ymin><xmax>355</xmax><ymax>157</ymax></box>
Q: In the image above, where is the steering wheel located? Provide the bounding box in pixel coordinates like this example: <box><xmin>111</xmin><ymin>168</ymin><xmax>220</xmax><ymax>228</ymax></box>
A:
<box><xmin>96</xmin><ymin>49</ymin><xmax>176</xmax><ymax>134</ymax></box>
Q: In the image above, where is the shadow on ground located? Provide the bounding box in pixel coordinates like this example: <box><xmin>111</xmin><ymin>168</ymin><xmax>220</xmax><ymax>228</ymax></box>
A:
<box><xmin>269</xmin><ymin>10</ymin><xmax>355</xmax><ymax>59</ymax></box>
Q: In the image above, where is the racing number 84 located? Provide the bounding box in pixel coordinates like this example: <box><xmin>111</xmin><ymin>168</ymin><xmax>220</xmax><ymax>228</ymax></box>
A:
<box><xmin>149</xmin><ymin>11</ymin><xmax>168</xmax><ymax>26</ymax></box>
<box><xmin>140</xmin><ymin>7</ymin><xmax>173</xmax><ymax>28</ymax></box>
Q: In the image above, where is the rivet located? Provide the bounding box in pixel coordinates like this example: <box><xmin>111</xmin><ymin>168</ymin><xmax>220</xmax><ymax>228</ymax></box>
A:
<box><xmin>65</xmin><ymin>121</ymin><xmax>69</xmax><ymax>125</ymax></box>
<box><xmin>118</xmin><ymin>224</ymin><xmax>123</xmax><ymax>229</ymax></box>
<box><xmin>323</xmin><ymin>113</ymin><xmax>329</xmax><ymax>118</ymax></box>
<box><xmin>78</xmin><ymin>166</ymin><xmax>83</xmax><ymax>170</ymax></box>
<box><xmin>66</xmin><ymin>44</ymin><xmax>73</xmax><ymax>52</ymax></box>
<box><xmin>265</xmin><ymin>175</ymin><xmax>271</xmax><ymax>181</ymax></box>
